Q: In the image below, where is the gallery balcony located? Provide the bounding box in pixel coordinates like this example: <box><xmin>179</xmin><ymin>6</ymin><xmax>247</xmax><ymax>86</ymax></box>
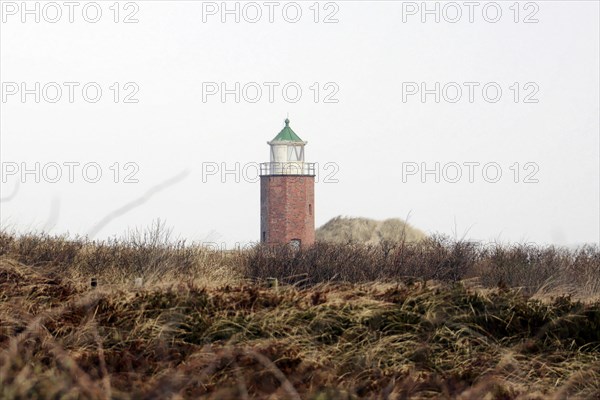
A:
<box><xmin>259</xmin><ymin>162</ymin><xmax>316</xmax><ymax>176</ymax></box>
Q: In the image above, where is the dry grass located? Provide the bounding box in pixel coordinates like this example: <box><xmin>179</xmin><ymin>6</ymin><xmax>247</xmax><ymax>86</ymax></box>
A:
<box><xmin>246</xmin><ymin>238</ymin><xmax>600</xmax><ymax>301</ymax></box>
<box><xmin>0</xmin><ymin>229</ymin><xmax>599</xmax><ymax>399</ymax></box>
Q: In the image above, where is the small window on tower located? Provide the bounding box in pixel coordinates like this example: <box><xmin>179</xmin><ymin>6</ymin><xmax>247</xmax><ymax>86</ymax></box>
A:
<box><xmin>290</xmin><ymin>239</ymin><xmax>301</xmax><ymax>250</ymax></box>
<box><xmin>309</xmin><ymin>204</ymin><xmax>312</xmax><ymax>215</ymax></box>
<box><xmin>262</xmin><ymin>231</ymin><xmax>266</xmax><ymax>242</ymax></box>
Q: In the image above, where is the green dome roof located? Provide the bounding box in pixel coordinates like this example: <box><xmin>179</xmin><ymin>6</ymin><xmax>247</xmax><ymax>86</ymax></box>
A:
<box><xmin>271</xmin><ymin>118</ymin><xmax>304</xmax><ymax>142</ymax></box>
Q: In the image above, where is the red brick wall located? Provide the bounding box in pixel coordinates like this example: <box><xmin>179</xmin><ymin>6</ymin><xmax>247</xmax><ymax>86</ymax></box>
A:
<box><xmin>260</xmin><ymin>175</ymin><xmax>315</xmax><ymax>247</ymax></box>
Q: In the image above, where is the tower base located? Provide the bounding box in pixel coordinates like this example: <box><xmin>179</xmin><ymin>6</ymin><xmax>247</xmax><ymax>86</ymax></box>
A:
<box><xmin>260</xmin><ymin>175</ymin><xmax>315</xmax><ymax>247</ymax></box>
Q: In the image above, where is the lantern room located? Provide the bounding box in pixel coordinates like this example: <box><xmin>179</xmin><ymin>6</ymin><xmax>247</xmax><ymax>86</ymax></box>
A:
<box><xmin>261</xmin><ymin>118</ymin><xmax>313</xmax><ymax>176</ymax></box>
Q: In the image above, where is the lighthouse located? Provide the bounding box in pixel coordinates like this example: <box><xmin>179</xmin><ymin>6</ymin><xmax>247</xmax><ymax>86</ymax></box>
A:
<box><xmin>260</xmin><ymin>118</ymin><xmax>316</xmax><ymax>248</ymax></box>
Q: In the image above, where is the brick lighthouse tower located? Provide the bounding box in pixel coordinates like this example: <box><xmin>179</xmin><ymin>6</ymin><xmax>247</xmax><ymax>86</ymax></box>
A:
<box><xmin>260</xmin><ymin>118</ymin><xmax>315</xmax><ymax>248</ymax></box>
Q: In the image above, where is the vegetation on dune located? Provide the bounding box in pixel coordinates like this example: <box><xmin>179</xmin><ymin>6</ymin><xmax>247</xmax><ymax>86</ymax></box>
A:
<box><xmin>316</xmin><ymin>216</ymin><xmax>427</xmax><ymax>245</ymax></box>
<box><xmin>0</xmin><ymin>228</ymin><xmax>599</xmax><ymax>399</ymax></box>
<box><xmin>1</xmin><ymin>225</ymin><xmax>597</xmax><ymax>299</ymax></box>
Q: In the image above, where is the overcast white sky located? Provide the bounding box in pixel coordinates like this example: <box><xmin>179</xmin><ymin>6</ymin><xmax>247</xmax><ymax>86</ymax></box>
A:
<box><xmin>0</xmin><ymin>1</ymin><xmax>598</xmax><ymax>247</ymax></box>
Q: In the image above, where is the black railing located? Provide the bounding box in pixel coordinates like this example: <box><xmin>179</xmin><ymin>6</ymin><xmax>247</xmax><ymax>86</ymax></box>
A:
<box><xmin>260</xmin><ymin>162</ymin><xmax>316</xmax><ymax>176</ymax></box>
